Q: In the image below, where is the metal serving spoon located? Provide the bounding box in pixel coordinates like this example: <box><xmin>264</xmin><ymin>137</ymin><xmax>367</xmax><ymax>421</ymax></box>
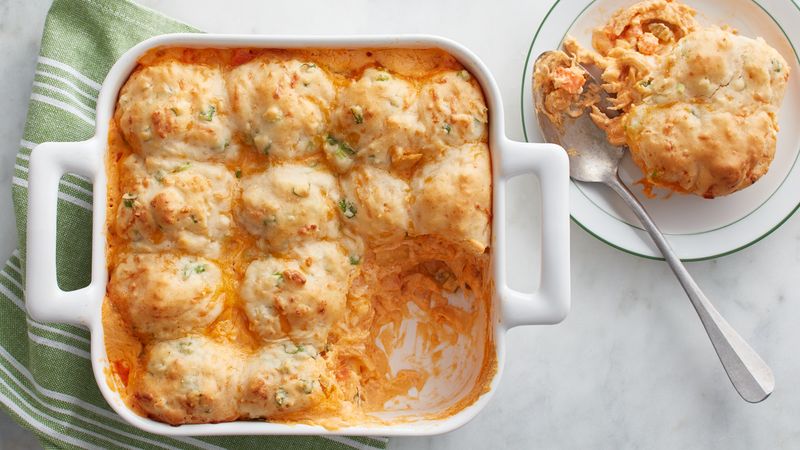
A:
<box><xmin>532</xmin><ymin>51</ymin><xmax>774</xmax><ymax>403</ymax></box>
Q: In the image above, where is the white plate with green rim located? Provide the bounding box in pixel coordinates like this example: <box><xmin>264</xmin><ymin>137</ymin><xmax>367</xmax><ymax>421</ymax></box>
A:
<box><xmin>521</xmin><ymin>0</ymin><xmax>800</xmax><ymax>261</ymax></box>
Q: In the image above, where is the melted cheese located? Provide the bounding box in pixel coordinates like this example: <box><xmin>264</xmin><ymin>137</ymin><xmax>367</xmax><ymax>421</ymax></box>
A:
<box><xmin>103</xmin><ymin>47</ymin><xmax>496</xmax><ymax>428</ymax></box>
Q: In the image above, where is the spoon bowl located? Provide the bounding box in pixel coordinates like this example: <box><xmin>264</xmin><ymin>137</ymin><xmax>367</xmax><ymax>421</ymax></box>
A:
<box><xmin>532</xmin><ymin>51</ymin><xmax>624</xmax><ymax>184</ymax></box>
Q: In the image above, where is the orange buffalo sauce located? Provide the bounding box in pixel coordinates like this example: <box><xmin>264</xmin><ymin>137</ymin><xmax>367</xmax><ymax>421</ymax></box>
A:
<box><xmin>103</xmin><ymin>47</ymin><xmax>496</xmax><ymax>428</ymax></box>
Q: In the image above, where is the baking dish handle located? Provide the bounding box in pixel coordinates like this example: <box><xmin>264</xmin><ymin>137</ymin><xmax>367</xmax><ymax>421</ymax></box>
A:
<box><xmin>26</xmin><ymin>140</ymin><xmax>102</xmax><ymax>327</ymax></box>
<box><xmin>498</xmin><ymin>139</ymin><xmax>571</xmax><ymax>328</ymax></box>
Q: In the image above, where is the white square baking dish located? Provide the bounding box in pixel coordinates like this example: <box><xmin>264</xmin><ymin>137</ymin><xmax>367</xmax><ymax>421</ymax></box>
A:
<box><xmin>25</xmin><ymin>33</ymin><xmax>570</xmax><ymax>437</ymax></box>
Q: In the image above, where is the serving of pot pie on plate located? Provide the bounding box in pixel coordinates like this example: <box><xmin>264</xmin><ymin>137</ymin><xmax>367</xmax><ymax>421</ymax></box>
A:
<box><xmin>535</xmin><ymin>0</ymin><xmax>790</xmax><ymax>198</ymax></box>
<box><xmin>522</xmin><ymin>0</ymin><xmax>800</xmax><ymax>260</ymax></box>
<box><xmin>103</xmin><ymin>48</ymin><xmax>497</xmax><ymax>427</ymax></box>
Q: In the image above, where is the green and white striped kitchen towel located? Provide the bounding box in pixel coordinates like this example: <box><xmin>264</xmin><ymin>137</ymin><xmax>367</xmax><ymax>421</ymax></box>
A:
<box><xmin>1</xmin><ymin>0</ymin><xmax>389</xmax><ymax>448</ymax></box>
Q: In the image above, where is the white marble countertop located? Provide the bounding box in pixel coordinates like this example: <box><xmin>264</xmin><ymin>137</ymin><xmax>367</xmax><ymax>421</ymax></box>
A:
<box><xmin>2</xmin><ymin>0</ymin><xmax>800</xmax><ymax>448</ymax></box>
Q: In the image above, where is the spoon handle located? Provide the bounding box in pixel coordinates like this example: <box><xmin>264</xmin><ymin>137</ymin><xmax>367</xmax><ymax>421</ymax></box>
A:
<box><xmin>605</xmin><ymin>174</ymin><xmax>774</xmax><ymax>403</ymax></box>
